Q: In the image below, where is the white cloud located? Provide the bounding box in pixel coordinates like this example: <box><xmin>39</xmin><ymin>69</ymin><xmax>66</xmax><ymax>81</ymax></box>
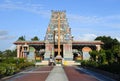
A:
<box><xmin>74</xmin><ymin>33</ymin><xmax>120</xmax><ymax>42</ymax></box>
<box><xmin>0</xmin><ymin>0</ymin><xmax>50</xmax><ymax>16</ymax></box>
<box><xmin>74</xmin><ymin>34</ymin><xmax>97</xmax><ymax>41</ymax></box>
<box><xmin>0</xmin><ymin>36</ymin><xmax>15</xmax><ymax>40</ymax></box>
<box><xmin>68</xmin><ymin>14</ymin><xmax>120</xmax><ymax>29</ymax></box>
<box><xmin>0</xmin><ymin>30</ymin><xmax>15</xmax><ymax>40</ymax></box>
<box><xmin>68</xmin><ymin>14</ymin><xmax>103</xmax><ymax>24</ymax></box>
<box><xmin>0</xmin><ymin>30</ymin><xmax>8</xmax><ymax>36</ymax></box>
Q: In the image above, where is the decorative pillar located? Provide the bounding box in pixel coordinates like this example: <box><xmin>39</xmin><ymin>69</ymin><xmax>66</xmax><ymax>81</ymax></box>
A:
<box><xmin>44</xmin><ymin>43</ymin><xmax>54</xmax><ymax>60</ymax></box>
<box><xmin>63</xmin><ymin>43</ymin><xmax>73</xmax><ymax>60</ymax></box>
<box><xmin>17</xmin><ymin>45</ymin><xmax>21</xmax><ymax>58</ymax></box>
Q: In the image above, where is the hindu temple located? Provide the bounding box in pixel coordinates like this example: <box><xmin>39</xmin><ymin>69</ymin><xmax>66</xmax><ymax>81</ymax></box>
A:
<box><xmin>14</xmin><ymin>10</ymin><xmax>103</xmax><ymax>65</ymax></box>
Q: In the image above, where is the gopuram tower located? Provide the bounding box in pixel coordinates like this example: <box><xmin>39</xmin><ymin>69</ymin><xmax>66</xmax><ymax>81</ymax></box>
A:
<box><xmin>44</xmin><ymin>10</ymin><xmax>73</xmax><ymax>61</ymax></box>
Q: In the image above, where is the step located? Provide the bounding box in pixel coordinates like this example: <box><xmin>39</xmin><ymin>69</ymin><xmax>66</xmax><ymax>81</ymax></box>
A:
<box><xmin>35</xmin><ymin>61</ymin><xmax>49</xmax><ymax>65</ymax></box>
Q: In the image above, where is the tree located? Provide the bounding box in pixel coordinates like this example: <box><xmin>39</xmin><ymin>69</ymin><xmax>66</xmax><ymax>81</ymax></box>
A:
<box><xmin>3</xmin><ymin>50</ymin><xmax>12</xmax><ymax>57</ymax></box>
<box><xmin>11</xmin><ymin>49</ymin><xmax>17</xmax><ymax>57</ymax></box>
<box><xmin>112</xmin><ymin>45</ymin><xmax>120</xmax><ymax>63</ymax></box>
<box><xmin>95</xmin><ymin>36</ymin><xmax>120</xmax><ymax>50</ymax></box>
<box><xmin>31</xmin><ymin>36</ymin><xmax>39</xmax><ymax>41</ymax></box>
<box><xmin>98</xmin><ymin>49</ymin><xmax>106</xmax><ymax>64</ymax></box>
<box><xmin>17</xmin><ymin>36</ymin><xmax>25</xmax><ymax>41</ymax></box>
<box><xmin>2</xmin><ymin>49</ymin><xmax>17</xmax><ymax>57</ymax></box>
<box><xmin>89</xmin><ymin>50</ymin><xmax>98</xmax><ymax>61</ymax></box>
<box><xmin>0</xmin><ymin>51</ymin><xmax>2</xmax><ymax>57</ymax></box>
<box><xmin>105</xmin><ymin>50</ymin><xmax>114</xmax><ymax>64</ymax></box>
<box><xmin>95</xmin><ymin>36</ymin><xmax>120</xmax><ymax>63</ymax></box>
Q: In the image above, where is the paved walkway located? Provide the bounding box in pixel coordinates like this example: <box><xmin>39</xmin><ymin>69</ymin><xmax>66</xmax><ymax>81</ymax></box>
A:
<box><xmin>45</xmin><ymin>66</ymin><xmax>68</xmax><ymax>81</ymax></box>
<box><xmin>3</xmin><ymin>66</ymin><xmax>53</xmax><ymax>81</ymax></box>
<box><xmin>64</xmin><ymin>66</ymin><xmax>98</xmax><ymax>81</ymax></box>
<box><xmin>76</xmin><ymin>67</ymin><xmax>116</xmax><ymax>81</ymax></box>
<box><xmin>1</xmin><ymin>66</ymin><xmax>116</xmax><ymax>81</ymax></box>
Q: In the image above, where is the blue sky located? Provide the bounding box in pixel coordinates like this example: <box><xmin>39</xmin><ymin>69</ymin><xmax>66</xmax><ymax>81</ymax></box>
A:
<box><xmin>0</xmin><ymin>0</ymin><xmax>120</xmax><ymax>51</ymax></box>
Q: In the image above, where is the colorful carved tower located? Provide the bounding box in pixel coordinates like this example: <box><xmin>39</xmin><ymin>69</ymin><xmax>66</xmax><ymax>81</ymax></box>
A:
<box><xmin>44</xmin><ymin>10</ymin><xmax>73</xmax><ymax>60</ymax></box>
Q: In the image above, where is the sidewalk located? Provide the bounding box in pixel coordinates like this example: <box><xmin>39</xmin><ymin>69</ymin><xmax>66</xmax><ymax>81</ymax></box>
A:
<box><xmin>45</xmin><ymin>66</ymin><xmax>68</xmax><ymax>81</ymax></box>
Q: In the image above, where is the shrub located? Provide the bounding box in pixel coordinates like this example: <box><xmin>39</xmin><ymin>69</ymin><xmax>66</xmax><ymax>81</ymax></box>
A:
<box><xmin>81</xmin><ymin>60</ymin><xmax>120</xmax><ymax>74</ymax></box>
<box><xmin>0</xmin><ymin>63</ymin><xmax>6</xmax><ymax>78</ymax></box>
<box><xmin>0</xmin><ymin>58</ymin><xmax>34</xmax><ymax>78</ymax></box>
<box><xmin>81</xmin><ymin>60</ymin><xmax>99</xmax><ymax>68</ymax></box>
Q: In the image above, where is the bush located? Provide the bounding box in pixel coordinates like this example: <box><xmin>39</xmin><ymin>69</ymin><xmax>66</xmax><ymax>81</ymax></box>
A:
<box><xmin>17</xmin><ymin>62</ymin><xmax>34</xmax><ymax>69</ymax></box>
<box><xmin>0</xmin><ymin>63</ymin><xmax>6</xmax><ymax>78</ymax></box>
<box><xmin>0</xmin><ymin>58</ymin><xmax>34</xmax><ymax>78</ymax></box>
<box><xmin>0</xmin><ymin>63</ymin><xmax>19</xmax><ymax>78</ymax></box>
<box><xmin>98</xmin><ymin>63</ymin><xmax>120</xmax><ymax>74</ymax></box>
<box><xmin>81</xmin><ymin>60</ymin><xmax>99</xmax><ymax>68</ymax></box>
<box><xmin>81</xmin><ymin>60</ymin><xmax>120</xmax><ymax>74</ymax></box>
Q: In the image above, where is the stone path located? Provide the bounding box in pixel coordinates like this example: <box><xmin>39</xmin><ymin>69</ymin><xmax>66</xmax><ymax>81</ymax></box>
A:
<box><xmin>5</xmin><ymin>66</ymin><xmax>53</xmax><ymax>81</ymax></box>
<box><xmin>76</xmin><ymin>67</ymin><xmax>116</xmax><ymax>81</ymax></box>
<box><xmin>45</xmin><ymin>66</ymin><xmax>68</xmax><ymax>81</ymax></box>
<box><xmin>64</xmin><ymin>66</ymin><xmax>98</xmax><ymax>81</ymax></box>
<box><xmin>1</xmin><ymin>66</ymin><xmax>116</xmax><ymax>81</ymax></box>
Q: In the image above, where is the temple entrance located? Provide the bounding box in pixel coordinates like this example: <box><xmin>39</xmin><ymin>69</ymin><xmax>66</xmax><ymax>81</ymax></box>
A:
<box><xmin>54</xmin><ymin>45</ymin><xmax>63</xmax><ymax>58</ymax></box>
<box><xmin>73</xmin><ymin>49</ymin><xmax>83</xmax><ymax>61</ymax></box>
<box><xmin>28</xmin><ymin>45</ymin><xmax>45</xmax><ymax>62</ymax></box>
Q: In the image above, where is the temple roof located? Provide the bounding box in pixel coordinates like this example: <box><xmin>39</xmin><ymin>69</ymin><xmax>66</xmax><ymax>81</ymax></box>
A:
<box><xmin>72</xmin><ymin>41</ymin><xmax>103</xmax><ymax>45</ymax></box>
<box><xmin>14</xmin><ymin>41</ymin><xmax>44</xmax><ymax>45</ymax></box>
<box><xmin>14</xmin><ymin>40</ymin><xmax>103</xmax><ymax>45</ymax></box>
